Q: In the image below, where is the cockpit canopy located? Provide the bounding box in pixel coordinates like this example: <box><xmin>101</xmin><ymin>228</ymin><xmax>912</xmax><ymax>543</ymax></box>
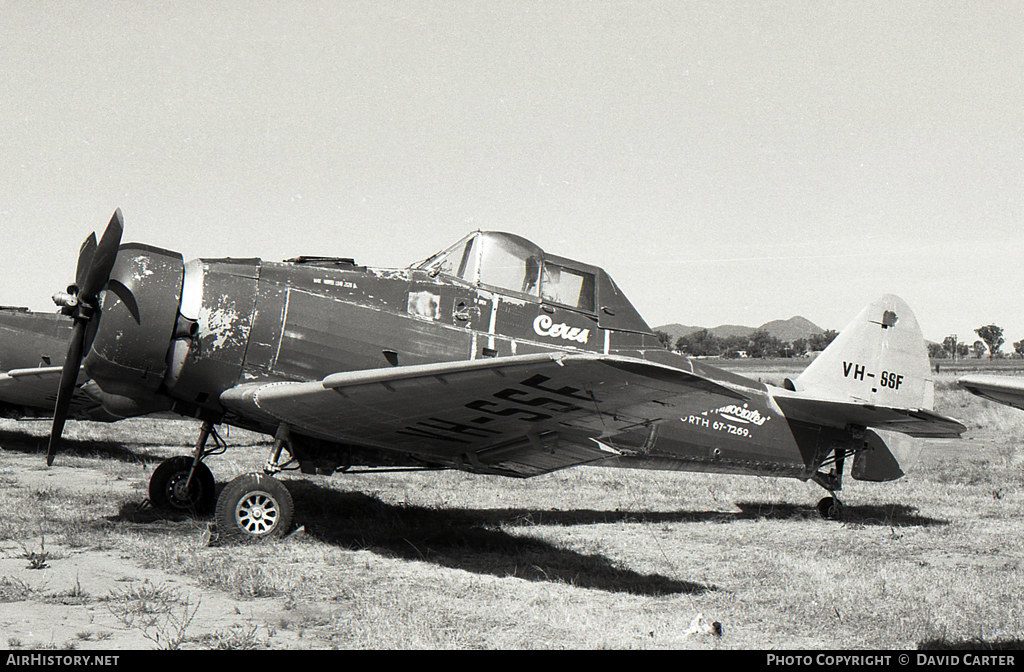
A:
<box><xmin>413</xmin><ymin>231</ymin><xmax>652</xmax><ymax>334</ymax></box>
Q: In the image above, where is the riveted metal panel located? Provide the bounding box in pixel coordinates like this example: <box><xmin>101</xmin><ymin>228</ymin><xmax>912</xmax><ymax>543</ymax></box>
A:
<box><xmin>164</xmin><ymin>258</ymin><xmax>259</xmax><ymax>412</ymax></box>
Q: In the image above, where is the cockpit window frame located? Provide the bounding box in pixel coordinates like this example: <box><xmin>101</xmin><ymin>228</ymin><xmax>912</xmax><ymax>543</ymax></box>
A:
<box><xmin>540</xmin><ymin>261</ymin><xmax>597</xmax><ymax>313</ymax></box>
<box><xmin>475</xmin><ymin>233</ymin><xmax>544</xmax><ymax>299</ymax></box>
<box><xmin>413</xmin><ymin>232</ymin><xmax>599</xmax><ymax>315</ymax></box>
<box><xmin>413</xmin><ymin>232</ymin><xmax>477</xmax><ymax>282</ymax></box>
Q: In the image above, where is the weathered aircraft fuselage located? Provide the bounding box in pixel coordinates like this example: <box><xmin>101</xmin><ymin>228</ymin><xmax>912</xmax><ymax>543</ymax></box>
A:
<box><xmin>0</xmin><ymin>308</ymin><xmax>70</xmax><ymax>373</ymax></box>
<box><xmin>81</xmin><ymin>232</ymin><xmax>840</xmax><ymax>481</ymax></box>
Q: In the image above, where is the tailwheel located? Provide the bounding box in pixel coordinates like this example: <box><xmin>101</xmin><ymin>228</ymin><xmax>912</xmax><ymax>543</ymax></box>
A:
<box><xmin>215</xmin><ymin>473</ymin><xmax>294</xmax><ymax>543</ymax></box>
<box><xmin>149</xmin><ymin>456</ymin><xmax>216</xmax><ymax>514</ymax></box>
<box><xmin>817</xmin><ymin>496</ymin><xmax>844</xmax><ymax>521</ymax></box>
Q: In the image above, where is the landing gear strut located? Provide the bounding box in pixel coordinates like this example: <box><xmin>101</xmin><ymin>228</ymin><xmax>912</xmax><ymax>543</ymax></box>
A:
<box><xmin>811</xmin><ymin>448</ymin><xmax>847</xmax><ymax>521</ymax></box>
<box><xmin>148</xmin><ymin>420</ymin><xmax>297</xmax><ymax>541</ymax></box>
<box><xmin>148</xmin><ymin>420</ymin><xmax>223</xmax><ymax>514</ymax></box>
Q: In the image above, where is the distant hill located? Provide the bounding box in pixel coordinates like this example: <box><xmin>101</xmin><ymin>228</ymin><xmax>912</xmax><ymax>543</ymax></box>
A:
<box><xmin>655</xmin><ymin>324</ymin><xmax>704</xmax><ymax>340</ymax></box>
<box><xmin>758</xmin><ymin>316</ymin><xmax>824</xmax><ymax>342</ymax></box>
<box><xmin>655</xmin><ymin>316</ymin><xmax>824</xmax><ymax>343</ymax></box>
<box><xmin>711</xmin><ymin>324</ymin><xmax>756</xmax><ymax>340</ymax></box>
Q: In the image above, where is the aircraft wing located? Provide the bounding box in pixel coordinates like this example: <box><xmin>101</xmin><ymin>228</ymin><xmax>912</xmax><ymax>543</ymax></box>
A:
<box><xmin>771</xmin><ymin>394</ymin><xmax>966</xmax><ymax>438</ymax></box>
<box><xmin>958</xmin><ymin>375</ymin><xmax>1024</xmax><ymax>412</ymax></box>
<box><xmin>0</xmin><ymin>366</ymin><xmax>117</xmax><ymax>421</ymax></box>
<box><xmin>220</xmin><ymin>352</ymin><xmax>748</xmax><ymax>477</ymax></box>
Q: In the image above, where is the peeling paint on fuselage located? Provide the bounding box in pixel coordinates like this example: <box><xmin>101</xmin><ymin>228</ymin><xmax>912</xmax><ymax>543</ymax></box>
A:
<box><xmin>369</xmin><ymin>269</ymin><xmax>411</xmax><ymax>282</ymax></box>
<box><xmin>199</xmin><ymin>299</ymin><xmax>251</xmax><ymax>352</ymax></box>
<box><xmin>129</xmin><ymin>255</ymin><xmax>156</xmax><ymax>283</ymax></box>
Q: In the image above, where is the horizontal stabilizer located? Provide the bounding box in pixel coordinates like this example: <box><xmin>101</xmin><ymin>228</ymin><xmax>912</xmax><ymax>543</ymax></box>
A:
<box><xmin>773</xmin><ymin>395</ymin><xmax>965</xmax><ymax>438</ymax></box>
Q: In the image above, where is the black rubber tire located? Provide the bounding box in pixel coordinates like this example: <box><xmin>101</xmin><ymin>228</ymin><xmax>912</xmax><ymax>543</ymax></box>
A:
<box><xmin>817</xmin><ymin>496</ymin><xmax>843</xmax><ymax>521</ymax></box>
<box><xmin>214</xmin><ymin>473</ymin><xmax>294</xmax><ymax>543</ymax></box>
<box><xmin>149</xmin><ymin>456</ymin><xmax>216</xmax><ymax>514</ymax></box>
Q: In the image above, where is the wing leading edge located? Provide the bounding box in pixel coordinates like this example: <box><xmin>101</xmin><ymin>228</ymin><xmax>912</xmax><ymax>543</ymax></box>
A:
<box><xmin>0</xmin><ymin>366</ymin><xmax>118</xmax><ymax>421</ymax></box>
<box><xmin>220</xmin><ymin>352</ymin><xmax>748</xmax><ymax>477</ymax></box>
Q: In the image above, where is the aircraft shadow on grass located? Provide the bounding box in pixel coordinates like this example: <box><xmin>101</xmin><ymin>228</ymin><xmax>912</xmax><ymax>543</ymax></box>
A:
<box><xmin>277</xmin><ymin>486</ymin><xmax>946</xmax><ymax>594</ymax></box>
<box><xmin>281</xmin><ymin>483</ymin><xmax>949</xmax><ymax>588</ymax></box>
<box><xmin>6</xmin><ymin>426</ymin><xmax>946</xmax><ymax>594</ymax></box>
<box><xmin>115</xmin><ymin>483</ymin><xmax>712</xmax><ymax>596</ymax></box>
<box><xmin>112</xmin><ymin>476</ymin><xmax>950</xmax><ymax>596</ymax></box>
<box><xmin>0</xmin><ymin>429</ymin><xmax>161</xmax><ymax>465</ymax></box>
<box><xmin>284</xmin><ymin>481</ymin><xmax>713</xmax><ymax>596</ymax></box>
<box><xmin>110</xmin><ymin>482</ymin><xmax>711</xmax><ymax>596</ymax></box>
<box><xmin>731</xmin><ymin>501</ymin><xmax>949</xmax><ymax>527</ymax></box>
<box><xmin>446</xmin><ymin>500</ymin><xmax>948</xmax><ymax>528</ymax></box>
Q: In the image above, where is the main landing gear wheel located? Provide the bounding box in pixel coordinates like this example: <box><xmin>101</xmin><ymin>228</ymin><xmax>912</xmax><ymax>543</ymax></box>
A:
<box><xmin>817</xmin><ymin>496</ymin><xmax>844</xmax><ymax>521</ymax></box>
<box><xmin>214</xmin><ymin>473</ymin><xmax>294</xmax><ymax>543</ymax></box>
<box><xmin>149</xmin><ymin>456</ymin><xmax>216</xmax><ymax>514</ymax></box>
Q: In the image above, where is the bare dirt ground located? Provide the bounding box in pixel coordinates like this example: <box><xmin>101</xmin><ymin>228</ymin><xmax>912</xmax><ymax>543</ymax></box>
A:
<box><xmin>0</xmin><ymin>447</ymin><xmax>308</xmax><ymax>650</ymax></box>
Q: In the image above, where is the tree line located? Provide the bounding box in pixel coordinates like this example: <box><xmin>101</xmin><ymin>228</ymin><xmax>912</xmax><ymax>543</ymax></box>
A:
<box><xmin>654</xmin><ymin>328</ymin><xmax>839</xmax><ymax>358</ymax></box>
<box><xmin>657</xmin><ymin>323</ymin><xmax>1024</xmax><ymax>360</ymax></box>
<box><xmin>929</xmin><ymin>324</ymin><xmax>1024</xmax><ymax>360</ymax></box>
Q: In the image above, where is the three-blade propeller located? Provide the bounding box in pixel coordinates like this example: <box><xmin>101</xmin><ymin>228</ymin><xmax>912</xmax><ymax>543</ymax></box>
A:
<box><xmin>46</xmin><ymin>209</ymin><xmax>124</xmax><ymax>466</ymax></box>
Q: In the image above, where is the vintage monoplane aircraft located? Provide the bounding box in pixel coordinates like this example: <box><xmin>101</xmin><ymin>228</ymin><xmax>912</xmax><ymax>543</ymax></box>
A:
<box><xmin>43</xmin><ymin>210</ymin><xmax>966</xmax><ymax>541</ymax></box>
<box><xmin>0</xmin><ymin>306</ymin><xmax>118</xmax><ymax>421</ymax></box>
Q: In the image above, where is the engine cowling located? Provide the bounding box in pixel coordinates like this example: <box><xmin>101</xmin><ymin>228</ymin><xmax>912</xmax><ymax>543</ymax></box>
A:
<box><xmin>83</xmin><ymin>243</ymin><xmax>185</xmax><ymax>413</ymax></box>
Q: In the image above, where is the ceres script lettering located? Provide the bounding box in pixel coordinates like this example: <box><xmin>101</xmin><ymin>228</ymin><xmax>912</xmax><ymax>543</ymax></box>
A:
<box><xmin>533</xmin><ymin>315</ymin><xmax>590</xmax><ymax>344</ymax></box>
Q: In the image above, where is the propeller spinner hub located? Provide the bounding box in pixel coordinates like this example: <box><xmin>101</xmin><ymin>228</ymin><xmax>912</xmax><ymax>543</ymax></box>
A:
<box><xmin>52</xmin><ymin>290</ymin><xmax>79</xmax><ymax>310</ymax></box>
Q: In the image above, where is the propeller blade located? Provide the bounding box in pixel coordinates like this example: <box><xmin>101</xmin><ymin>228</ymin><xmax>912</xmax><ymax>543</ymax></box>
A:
<box><xmin>74</xmin><ymin>233</ymin><xmax>97</xmax><ymax>292</ymax></box>
<box><xmin>105</xmin><ymin>278</ymin><xmax>141</xmax><ymax>324</ymax></box>
<box><xmin>46</xmin><ymin>320</ymin><xmax>87</xmax><ymax>466</ymax></box>
<box><xmin>47</xmin><ymin>208</ymin><xmax>125</xmax><ymax>466</ymax></box>
<box><xmin>80</xmin><ymin>208</ymin><xmax>123</xmax><ymax>301</ymax></box>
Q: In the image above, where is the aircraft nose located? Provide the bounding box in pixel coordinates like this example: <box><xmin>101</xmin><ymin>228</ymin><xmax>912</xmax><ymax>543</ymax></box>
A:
<box><xmin>83</xmin><ymin>243</ymin><xmax>186</xmax><ymax>397</ymax></box>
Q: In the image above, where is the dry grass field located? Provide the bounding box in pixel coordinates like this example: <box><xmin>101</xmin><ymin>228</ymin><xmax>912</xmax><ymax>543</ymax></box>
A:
<box><xmin>0</xmin><ymin>363</ymin><xmax>1022</xmax><ymax>650</ymax></box>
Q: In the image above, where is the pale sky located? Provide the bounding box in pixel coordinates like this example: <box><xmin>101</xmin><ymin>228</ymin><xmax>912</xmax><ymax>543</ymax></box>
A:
<box><xmin>1</xmin><ymin>1</ymin><xmax>1021</xmax><ymax>346</ymax></box>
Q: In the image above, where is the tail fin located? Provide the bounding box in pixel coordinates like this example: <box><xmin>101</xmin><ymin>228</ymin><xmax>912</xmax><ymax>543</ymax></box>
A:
<box><xmin>790</xmin><ymin>294</ymin><xmax>934</xmax><ymax>410</ymax></box>
<box><xmin>774</xmin><ymin>294</ymin><xmax>963</xmax><ymax>438</ymax></box>
<box><xmin>774</xmin><ymin>295</ymin><xmax>964</xmax><ymax>479</ymax></box>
